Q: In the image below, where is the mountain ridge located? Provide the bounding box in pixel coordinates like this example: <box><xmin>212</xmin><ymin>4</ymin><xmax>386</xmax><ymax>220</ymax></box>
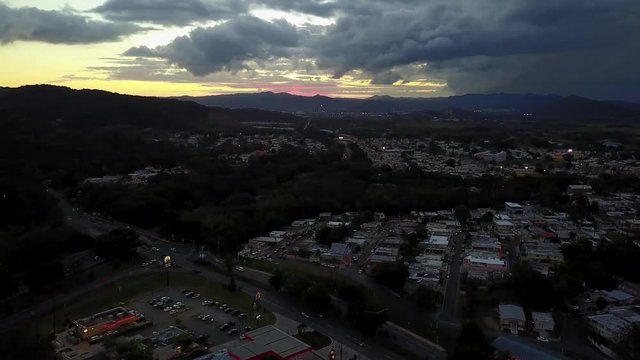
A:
<box><xmin>176</xmin><ymin>91</ymin><xmax>639</xmax><ymax>119</ymax></box>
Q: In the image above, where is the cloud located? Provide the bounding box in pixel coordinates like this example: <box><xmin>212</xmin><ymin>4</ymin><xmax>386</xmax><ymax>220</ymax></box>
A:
<box><xmin>123</xmin><ymin>16</ymin><xmax>301</xmax><ymax>76</ymax></box>
<box><xmin>117</xmin><ymin>0</ymin><xmax>639</xmax><ymax>100</ymax></box>
<box><xmin>94</xmin><ymin>0</ymin><xmax>248</xmax><ymax>26</ymax></box>
<box><xmin>252</xmin><ymin>0</ymin><xmax>342</xmax><ymax>18</ymax></box>
<box><xmin>305</xmin><ymin>0</ymin><xmax>640</xmax><ymax>99</ymax></box>
<box><xmin>0</xmin><ymin>3</ymin><xmax>143</xmax><ymax>45</ymax></box>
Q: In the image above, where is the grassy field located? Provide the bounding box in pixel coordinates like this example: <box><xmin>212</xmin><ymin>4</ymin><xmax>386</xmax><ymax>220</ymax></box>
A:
<box><xmin>32</xmin><ymin>272</ymin><xmax>275</xmax><ymax>336</ymax></box>
<box><xmin>242</xmin><ymin>258</ymin><xmax>339</xmax><ymax>279</ymax></box>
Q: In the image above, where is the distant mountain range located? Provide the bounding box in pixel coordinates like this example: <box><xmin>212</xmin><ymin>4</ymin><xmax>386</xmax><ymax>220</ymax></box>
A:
<box><xmin>178</xmin><ymin>92</ymin><xmax>640</xmax><ymax>120</ymax></box>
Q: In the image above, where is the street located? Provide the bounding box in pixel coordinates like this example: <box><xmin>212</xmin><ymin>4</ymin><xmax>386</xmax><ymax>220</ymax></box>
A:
<box><xmin>439</xmin><ymin>232</ymin><xmax>463</xmax><ymax>324</ymax></box>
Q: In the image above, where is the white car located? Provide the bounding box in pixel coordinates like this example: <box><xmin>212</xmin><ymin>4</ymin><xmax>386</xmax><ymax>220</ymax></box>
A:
<box><xmin>235</xmin><ymin>266</ymin><xmax>245</xmax><ymax>272</ymax></box>
<box><xmin>163</xmin><ymin>307</ymin><xmax>172</xmax><ymax>312</ymax></box>
<box><xmin>537</xmin><ymin>336</ymin><xmax>549</xmax><ymax>342</ymax></box>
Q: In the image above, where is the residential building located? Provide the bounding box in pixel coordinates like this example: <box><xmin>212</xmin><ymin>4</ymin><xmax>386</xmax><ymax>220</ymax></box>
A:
<box><xmin>532</xmin><ymin>312</ymin><xmax>555</xmax><ymax>332</ymax></box>
<box><xmin>499</xmin><ymin>304</ymin><xmax>526</xmax><ymax>335</ymax></box>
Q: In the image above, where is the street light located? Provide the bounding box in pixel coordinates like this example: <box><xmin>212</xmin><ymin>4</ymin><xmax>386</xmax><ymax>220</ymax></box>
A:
<box><xmin>164</xmin><ymin>255</ymin><xmax>172</xmax><ymax>287</ymax></box>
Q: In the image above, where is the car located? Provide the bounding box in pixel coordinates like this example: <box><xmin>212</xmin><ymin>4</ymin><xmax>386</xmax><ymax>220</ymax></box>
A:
<box><xmin>141</xmin><ymin>262</ymin><xmax>149</xmax><ymax>267</ymax></box>
<box><xmin>192</xmin><ymin>269</ymin><xmax>202</xmax><ymax>274</ymax></box>
<box><xmin>358</xmin><ymin>269</ymin><xmax>364</xmax><ymax>274</ymax></box>
<box><xmin>537</xmin><ymin>336</ymin><xmax>549</xmax><ymax>342</ymax></box>
<box><xmin>169</xmin><ymin>310</ymin><xmax>178</xmax><ymax>315</ymax></box>
<box><xmin>192</xmin><ymin>293</ymin><xmax>201</xmax><ymax>299</ymax></box>
<box><xmin>149</xmin><ymin>298</ymin><xmax>159</xmax><ymax>305</ymax></box>
<box><xmin>200</xmin><ymin>314</ymin><xmax>211</xmax><ymax>321</ymax></box>
<box><xmin>232</xmin><ymin>310</ymin><xmax>241</xmax><ymax>316</ymax></box>
<box><xmin>181</xmin><ymin>289</ymin><xmax>190</xmax><ymax>294</ymax></box>
<box><xmin>301</xmin><ymin>312</ymin><xmax>310</xmax><ymax>319</ymax></box>
<box><xmin>202</xmin><ymin>300</ymin><xmax>213</xmax><ymax>306</ymax></box>
<box><xmin>171</xmin><ymin>247</ymin><xmax>176</xmax><ymax>252</ymax></box>
<box><xmin>219</xmin><ymin>323</ymin><xmax>230</xmax><ymax>331</ymax></box>
<box><xmin>224</xmin><ymin>308</ymin><xmax>233</xmax><ymax>313</ymax></box>
<box><xmin>214</xmin><ymin>301</ymin><xmax>220</xmax><ymax>307</ymax></box>
<box><xmin>185</xmin><ymin>292</ymin><xmax>194</xmax><ymax>298</ymax></box>
<box><xmin>228</xmin><ymin>329</ymin><xmax>239</xmax><ymax>336</ymax></box>
<box><xmin>89</xmin><ymin>335</ymin><xmax>103</xmax><ymax>342</ymax></box>
<box><xmin>151</xmin><ymin>247</ymin><xmax>159</xmax><ymax>252</ymax></box>
<box><xmin>238</xmin><ymin>313</ymin><xmax>247</xmax><ymax>319</ymax></box>
<box><xmin>163</xmin><ymin>307</ymin><xmax>172</xmax><ymax>312</ymax></box>
<box><xmin>219</xmin><ymin>304</ymin><xmax>227</xmax><ymax>310</ymax></box>
<box><xmin>244</xmin><ymin>326</ymin><xmax>253</xmax><ymax>332</ymax></box>
<box><xmin>235</xmin><ymin>266</ymin><xmax>245</xmax><ymax>272</ymax></box>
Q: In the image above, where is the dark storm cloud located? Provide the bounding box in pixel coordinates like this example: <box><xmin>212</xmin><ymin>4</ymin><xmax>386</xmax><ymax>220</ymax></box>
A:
<box><xmin>0</xmin><ymin>3</ymin><xmax>143</xmax><ymax>44</ymax></box>
<box><xmin>305</xmin><ymin>0</ymin><xmax>640</xmax><ymax>100</ymax></box>
<box><xmin>94</xmin><ymin>0</ymin><xmax>248</xmax><ymax>26</ymax></box>
<box><xmin>118</xmin><ymin>0</ymin><xmax>640</xmax><ymax>100</ymax></box>
<box><xmin>123</xmin><ymin>16</ymin><xmax>300</xmax><ymax>76</ymax></box>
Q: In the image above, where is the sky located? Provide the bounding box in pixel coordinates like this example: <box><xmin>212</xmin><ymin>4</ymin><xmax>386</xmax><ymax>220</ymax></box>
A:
<box><xmin>1</xmin><ymin>0</ymin><xmax>639</xmax><ymax>100</ymax></box>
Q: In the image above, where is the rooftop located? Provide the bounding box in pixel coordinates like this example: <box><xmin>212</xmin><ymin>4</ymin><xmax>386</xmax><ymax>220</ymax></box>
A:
<box><xmin>229</xmin><ymin>325</ymin><xmax>312</xmax><ymax>360</ymax></box>
<box><xmin>499</xmin><ymin>304</ymin><xmax>526</xmax><ymax>322</ymax></box>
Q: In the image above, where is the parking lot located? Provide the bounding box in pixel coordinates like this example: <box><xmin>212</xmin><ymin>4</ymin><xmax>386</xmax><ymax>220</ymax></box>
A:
<box><xmin>129</xmin><ymin>287</ymin><xmax>259</xmax><ymax>347</ymax></box>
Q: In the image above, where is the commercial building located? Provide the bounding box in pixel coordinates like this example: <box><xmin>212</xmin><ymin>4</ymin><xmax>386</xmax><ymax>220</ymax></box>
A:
<box><xmin>74</xmin><ymin>307</ymin><xmax>139</xmax><ymax>340</ymax></box>
<box><xmin>228</xmin><ymin>325</ymin><xmax>312</xmax><ymax>360</ymax></box>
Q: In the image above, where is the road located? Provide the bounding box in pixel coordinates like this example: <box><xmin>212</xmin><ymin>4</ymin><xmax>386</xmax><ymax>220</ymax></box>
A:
<box><xmin>439</xmin><ymin>232</ymin><xmax>463</xmax><ymax>324</ymax></box>
<box><xmin>2</xmin><ymin>192</ymin><xmax>447</xmax><ymax>360</ymax></box>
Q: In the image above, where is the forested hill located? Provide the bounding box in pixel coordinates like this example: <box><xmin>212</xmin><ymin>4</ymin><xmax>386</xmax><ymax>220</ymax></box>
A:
<box><xmin>0</xmin><ymin>85</ymin><xmax>300</xmax><ymax>130</ymax></box>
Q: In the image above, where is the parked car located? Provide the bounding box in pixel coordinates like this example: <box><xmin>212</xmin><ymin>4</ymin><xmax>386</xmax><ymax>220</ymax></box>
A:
<box><xmin>192</xmin><ymin>293</ymin><xmax>201</xmax><ymax>299</ymax></box>
<box><xmin>228</xmin><ymin>329</ymin><xmax>238</xmax><ymax>336</ymax></box>
<box><xmin>224</xmin><ymin>308</ymin><xmax>233</xmax><ymax>313</ymax></box>
<box><xmin>218</xmin><ymin>323</ymin><xmax>230</xmax><ymax>331</ymax></box>
<box><xmin>537</xmin><ymin>336</ymin><xmax>549</xmax><ymax>343</ymax></box>
<box><xmin>238</xmin><ymin>313</ymin><xmax>247</xmax><ymax>319</ymax></box>
<box><xmin>243</xmin><ymin>326</ymin><xmax>253</xmax><ymax>332</ymax></box>
<box><xmin>235</xmin><ymin>266</ymin><xmax>245</xmax><ymax>272</ymax></box>
<box><xmin>152</xmin><ymin>247</ymin><xmax>159</xmax><ymax>252</ymax></box>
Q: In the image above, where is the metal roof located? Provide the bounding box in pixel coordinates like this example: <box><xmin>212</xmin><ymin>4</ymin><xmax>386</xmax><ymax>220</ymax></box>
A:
<box><xmin>499</xmin><ymin>304</ymin><xmax>526</xmax><ymax>322</ymax></box>
<box><xmin>229</xmin><ymin>326</ymin><xmax>311</xmax><ymax>360</ymax></box>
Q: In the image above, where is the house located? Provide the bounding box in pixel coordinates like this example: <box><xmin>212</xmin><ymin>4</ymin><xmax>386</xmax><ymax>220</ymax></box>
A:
<box><xmin>505</xmin><ymin>202</ymin><xmax>524</xmax><ymax>216</ymax></box>
<box><xmin>321</xmin><ymin>243</ymin><xmax>352</xmax><ymax>266</ymax></box>
<box><xmin>587</xmin><ymin>313</ymin><xmax>630</xmax><ymax>344</ymax></box>
<box><xmin>494</xmin><ymin>219</ymin><xmax>515</xmax><ymax>234</ymax></box>
<box><xmin>499</xmin><ymin>304</ymin><xmax>526</xmax><ymax>335</ymax></box>
<box><xmin>475</xmin><ymin>150</ymin><xmax>507</xmax><ymax>163</ymax></box>
<box><xmin>532</xmin><ymin>312</ymin><xmax>555</xmax><ymax>332</ymax></box>
<box><xmin>568</xmin><ymin>184</ymin><xmax>594</xmax><ymax>195</ymax></box>
<box><xmin>421</xmin><ymin>235</ymin><xmax>449</xmax><ymax>253</ymax></box>
<box><xmin>601</xmin><ymin>290</ymin><xmax>635</xmax><ymax>305</ymax></box>
<box><xmin>521</xmin><ymin>242</ymin><xmax>564</xmax><ymax>263</ymax></box>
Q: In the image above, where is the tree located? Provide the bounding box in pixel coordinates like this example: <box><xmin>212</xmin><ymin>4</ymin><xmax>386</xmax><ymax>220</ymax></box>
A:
<box><xmin>269</xmin><ymin>268</ymin><xmax>287</xmax><ymax>291</ymax></box>
<box><xmin>409</xmin><ymin>286</ymin><xmax>441</xmax><ymax>310</ymax></box>
<box><xmin>450</xmin><ymin>322</ymin><xmax>494</xmax><ymax>360</ymax></box>
<box><xmin>481</xmin><ymin>211</ymin><xmax>494</xmax><ymax>223</ymax></box>
<box><xmin>355</xmin><ymin>309</ymin><xmax>388</xmax><ymax>336</ymax></box>
<box><xmin>305</xmin><ymin>282</ymin><xmax>333</xmax><ymax>313</ymax></box>
<box><xmin>454</xmin><ymin>205</ymin><xmax>471</xmax><ymax>225</ymax></box>
<box><xmin>445</xmin><ymin>158</ymin><xmax>457</xmax><ymax>167</ymax></box>
<box><xmin>0</xmin><ymin>264</ymin><xmax>18</xmax><ymax>301</ymax></box>
<box><xmin>372</xmin><ymin>262</ymin><xmax>409</xmax><ymax>292</ymax></box>
<box><xmin>95</xmin><ymin>228</ymin><xmax>140</xmax><ymax>260</ymax></box>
